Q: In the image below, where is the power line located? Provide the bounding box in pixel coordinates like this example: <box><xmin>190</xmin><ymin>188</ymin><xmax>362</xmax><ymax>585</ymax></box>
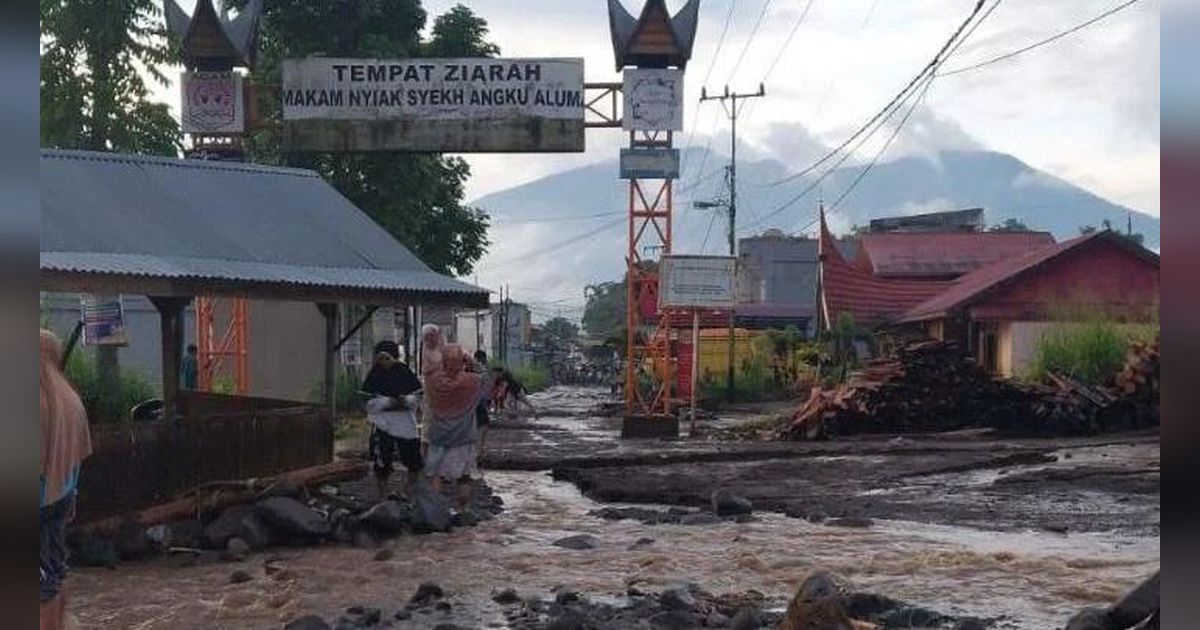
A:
<box><xmin>744</xmin><ymin>0</ymin><xmax>994</xmax><ymax>232</ymax></box>
<box><xmin>700</xmin><ymin>207</ymin><xmax>719</xmax><ymax>252</ymax></box>
<box><xmin>677</xmin><ymin>0</ymin><xmax>740</xmax><ymax>189</ymax></box>
<box><xmin>796</xmin><ymin>0</ymin><xmax>1004</xmax><ymax>234</ymax></box>
<box><xmin>726</xmin><ymin>0</ymin><xmax>775</xmax><ymax>84</ymax></box>
<box><xmin>767</xmin><ymin>0</ymin><xmax>987</xmax><ymax>189</ymax></box>
<box><xmin>829</xmin><ymin>74</ymin><xmax>936</xmax><ymax>212</ymax></box>
<box><xmin>861</xmin><ymin>0</ymin><xmax>882</xmax><ymax>29</ymax></box>
<box><xmin>489</xmin><ymin>216</ymin><xmax>625</xmax><ymax>267</ymax></box>
<box><xmin>491</xmin><ymin>211</ymin><xmax>623</xmax><ymax>225</ymax></box>
<box><xmin>760</xmin><ymin>0</ymin><xmax>818</xmax><ymax>83</ymax></box>
<box><xmin>938</xmin><ymin>0</ymin><xmax>1143</xmax><ymax>77</ymax></box>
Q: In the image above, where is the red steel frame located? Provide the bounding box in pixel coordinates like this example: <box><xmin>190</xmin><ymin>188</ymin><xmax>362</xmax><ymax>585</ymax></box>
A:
<box><xmin>195</xmin><ymin>296</ymin><xmax>249</xmax><ymax>394</ymax></box>
<box><xmin>624</xmin><ymin>130</ymin><xmax>675</xmax><ymax>416</ymax></box>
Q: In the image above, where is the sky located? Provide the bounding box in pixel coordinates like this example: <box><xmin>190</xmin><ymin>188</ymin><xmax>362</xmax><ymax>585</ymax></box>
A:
<box><xmin>158</xmin><ymin>0</ymin><xmax>1160</xmax><ymax>319</ymax></box>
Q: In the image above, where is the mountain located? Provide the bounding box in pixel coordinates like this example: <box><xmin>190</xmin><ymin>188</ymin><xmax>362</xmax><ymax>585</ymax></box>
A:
<box><xmin>469</xmin><ymin>149</ymin><xmax>1160</xmax><ymax>309</ymax></box>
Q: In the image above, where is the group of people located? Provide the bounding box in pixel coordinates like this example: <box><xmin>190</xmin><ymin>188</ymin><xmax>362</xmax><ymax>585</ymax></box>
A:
<box><xmin>359</xmin><ymin>325</ymin><xmax>537</xmax><ymax>509</ymax></box>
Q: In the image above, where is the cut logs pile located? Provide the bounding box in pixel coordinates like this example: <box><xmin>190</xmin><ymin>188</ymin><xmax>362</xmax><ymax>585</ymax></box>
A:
<box><xmin>781</xmin><ymin>340</ymin><xmax>1027</xmax><ymax>440</ymax></box>
<box><xmin>781</xmin><ymin>337</ymin><xmax>1160</xmax><ymax>440</ymax></box>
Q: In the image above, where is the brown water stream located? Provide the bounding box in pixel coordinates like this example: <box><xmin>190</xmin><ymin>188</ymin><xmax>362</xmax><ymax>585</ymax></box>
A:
<box><xmin>70</xmin><ymin>468</ymin><xmax>1157</xmax><ymax>629</ymax></box>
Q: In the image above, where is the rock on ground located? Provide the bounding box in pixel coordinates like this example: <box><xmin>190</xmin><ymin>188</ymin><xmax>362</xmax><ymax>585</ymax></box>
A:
<box><xmin>553</xmin><ymin>534</ymin><xmax>599</xmax><ymax>550</ymax></box>
<box><xmin>256</xmin><ymin>497</ymin><xmax>332</xmax><ymax>539</ymax></box>
<box><xmin>409</xmin><ymin>582</ymin><xmax>445</xmax><ymax>606</ymax></box>
<box><xmin>711</xmin><ymin>489</ymin><xmax>753</xmax><ymax>516</ymax></box>
<box><xmin>360</xmin><ymin>500</ymin><xmax>411</xmax><ymax>534</ymax></box>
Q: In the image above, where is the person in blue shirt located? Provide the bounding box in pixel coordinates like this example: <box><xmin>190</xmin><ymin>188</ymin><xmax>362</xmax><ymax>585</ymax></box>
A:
<box><xmin>181</xmin><ymin>343</ymin><xmax>198</xmax><ymax>390</ymax></box>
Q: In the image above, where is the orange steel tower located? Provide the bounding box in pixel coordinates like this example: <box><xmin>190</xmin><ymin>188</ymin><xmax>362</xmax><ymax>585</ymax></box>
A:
<box><xmin>608</xmin><ymin>0</ymin><xmax>698</xmax><ymax>436</ymax></box>
<box><xmin>166</xmin><ymin>0</ymin><xmax>261</xmax><ymax>394</ymax></box>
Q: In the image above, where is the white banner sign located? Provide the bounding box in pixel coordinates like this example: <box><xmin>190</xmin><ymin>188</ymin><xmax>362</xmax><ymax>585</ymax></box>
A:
<box><xmin>282</xmin><ymin>57</ymin><xmax>584</xmax><ymax>121</ymax></box>
<box><xmin>659</xmin><ymin>256</ymin><xmax>736</xmax><ymax>309</ymax></box>
<box><xmin>181</xmin><ymin>71</ymin><xmax>244</xmax><ymax>134</ymax></box>
<box><xmin>623</xmin><ymin>68</ymin><xmax>683</xmax><ymax>131</ymax></box>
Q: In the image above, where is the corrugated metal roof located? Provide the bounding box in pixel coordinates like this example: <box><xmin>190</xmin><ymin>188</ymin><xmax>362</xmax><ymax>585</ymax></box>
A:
<box><xmin>897</xmin><ymin>231</ymin><xmax>1160</xmax><ymax>323</ymax></box>
<box><xmin>40</xmin><ymin>149</ymin><xmax>487</xmax><ymax>305</ymax></box>
<box><xmin>855</xmin><ymin>231</ymin><xmax>1056</xmax><ymax>278</ymax></box>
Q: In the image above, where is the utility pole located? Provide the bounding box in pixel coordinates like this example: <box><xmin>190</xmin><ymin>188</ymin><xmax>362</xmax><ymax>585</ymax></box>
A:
<box><xmin>698</xmin><ymin>83</ymin><xmax>766</xmax><ymax>400</ymax></box>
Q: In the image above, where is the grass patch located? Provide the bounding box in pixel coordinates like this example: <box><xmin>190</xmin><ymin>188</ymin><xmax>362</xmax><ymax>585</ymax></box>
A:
<box><xmin>1028</xmin><ymin>320</ymin><xmax>1157</xmax><ymax>385</ymax></box>
<box><xmin>64</xmin><ymin>351</ymin><xmax>158</xmax><ymax>424</ymax></box>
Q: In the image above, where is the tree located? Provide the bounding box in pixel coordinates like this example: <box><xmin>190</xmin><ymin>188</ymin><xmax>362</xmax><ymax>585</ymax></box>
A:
<box><xmin>582</xmin><ymin>279</ymin><xmax>627</xmax><ymax>337</ymax></box>
<box><xmin>426</xmin><ymin>5</ymin><xmax>501</xmax><ymax>57</ymax></box>
<box><xmin>542</xmin><ymin>317</ymin><xmax>580</xmax><ymax>343</ymax></box>
<box><xmin>40</xmin><ymin>0</ymin><xmax>181</xmax><ymax>154</ymax></box>
<box><xmin>239</xmin><ymin>1</ymin><xmax>494</xmax><ymax>276</ymax></box>
<box><xmin>988</xmin><ymin>218</ymin><xmax>1031</xmax><ymax>232</ymax></box>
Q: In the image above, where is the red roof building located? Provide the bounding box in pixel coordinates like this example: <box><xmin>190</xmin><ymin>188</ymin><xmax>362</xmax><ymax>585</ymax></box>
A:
<box><xmin>817</xmin><ymin>211</ymin><xmax>951</xmax><ymax>330</ymax></box>
<box><xmin>895</xmin><ymin>231</ymin><xmax>1159</xmax><ymax>376</ymax></box>
<box><xmin>817</xmin><ymin>206</ymin><xmax>1160</xmax><ymax>377</ymax></box>
<box><xmin>853</xmin><ymin>231</ymin><xmax>1055</xmax><ymax>279</ymax></box>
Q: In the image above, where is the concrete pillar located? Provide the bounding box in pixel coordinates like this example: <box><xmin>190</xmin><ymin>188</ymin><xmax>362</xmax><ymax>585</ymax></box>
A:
<box><xmin>149</xmin><ymin>296</ymin><xmax>190</xmax><ymax>423</ymax></box>
<box><xmin>316</xmin><ymin>303</ymin><xmax>338</xmax><ymax>415</ymax></box>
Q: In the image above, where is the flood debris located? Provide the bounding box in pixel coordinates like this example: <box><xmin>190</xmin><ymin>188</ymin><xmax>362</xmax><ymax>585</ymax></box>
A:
<box><xmin>68</xmin><ymin>478</ymin><xmax>504</xmax><ymax>566</ymax></box>
<box><xmin>780</xmin><ymin>571</ymin><xmax>989</xmax><ymax>630</ymax></box>
<box><xmin>781</xmin><ymin>339</ymin><xmax>1160</xmax><ymax>440</ymax></box>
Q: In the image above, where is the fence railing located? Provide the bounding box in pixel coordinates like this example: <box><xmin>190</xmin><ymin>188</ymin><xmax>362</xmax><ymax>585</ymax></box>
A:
<box><xmin>76</xmin><ymin>391</ymin><xmax>333</xmax><ymax>523</ymax></box>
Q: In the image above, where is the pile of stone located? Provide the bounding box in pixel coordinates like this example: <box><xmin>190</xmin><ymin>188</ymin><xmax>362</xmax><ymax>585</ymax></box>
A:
<box><xmin>284</xmin><ymin>573</ymin><xmax>987</xmax><ymax>629</ymax></box>
<box><xmin>68</xmin><ymin>479</ymin><xmax>504</xmax><ymax>567</ymax></box>
<box><xmin>779</xmin><ymin>572</ymin><xmax>990</xmax><ymax>630</ymax></box>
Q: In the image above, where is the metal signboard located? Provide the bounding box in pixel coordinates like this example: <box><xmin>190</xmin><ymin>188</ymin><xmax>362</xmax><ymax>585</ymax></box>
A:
<box><xmin>281</xmin><ymin>57</ymin><xmax>585</xmax><ymax>152</ymax></box>
<box><xmin>619</xmin><ymin>148</ymin><xmax>680</xmax><ymax>179</ymax></box>
<box><xmin>80</xmin><ymin>294</ymin><xmax>128</xmax><ymax>346</ymax></box>
<box><xmin>623</xmin><ymin>68</ymin><xmax>683</xmax><ymax>131</ymax></box>
<box><xmin>659</xmin><ymin>256</ymin><xmax>736</xmax><ymax>309</ymax></box>
<box><xmin>181</xmin><ymin>71</ymin><xmax>245</xmax><ymax>134</ymax></box>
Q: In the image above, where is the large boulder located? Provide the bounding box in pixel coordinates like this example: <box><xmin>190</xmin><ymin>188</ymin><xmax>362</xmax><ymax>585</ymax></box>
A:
<box><xmin>711</xmin><ymin>489</ymin><xmax>753</xmax><ymax>517</ymax></box>
<box><xmin>778</xmin><ymin>572</ymin><xmax>856</xmax><ymax>630</ymax></box>
<box><xmin>360</xmin><ymin>500</ymin><xmax>411</xmax><ymax>534</ymax></box>
<box><xmin>204</xmin><ymin>505</ymin><xmax>258</xmax><ymax>548</ymax></box>
<box><xmin>1109</xmin><ymin>572</ymin><xmax>1159</xmax><ymax>628</ymax></box>
<box><xmin>236</xmin><ymin>513</ymin><xmax>274</xmax><ymax>550</ymax></box>
<box><xmin>1065</xmin><ymin>571</ymin><xmax>1159</xmax><ymax>630</ymax></box>
<box><xmin>256</xmin><ymin>497</ymin><xmax>331</xmax><ymax>539</ymax></box>
<box><xmin>553</xmin><ymin>534</ymin><xmax>599</xmax><ymax>550</ymax></box>
<box><xmin>410</xmin><ymin>482</ymin><xmax>452</xmax><ymax>533</ymax></box>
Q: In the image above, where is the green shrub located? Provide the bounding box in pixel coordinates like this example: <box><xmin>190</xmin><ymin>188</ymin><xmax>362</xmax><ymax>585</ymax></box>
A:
<box><xmin>699</xmin><ymin>358</ymin><xmax>789</xmax><ymax>403</ymax></box>
<box><xmin>306</xmin><ymin>370</ymin><xmax>365</xmax><ymax>416</ymax></box>
<box><xmin>1028</xmin><ymin>321</ymin><xmax>1153</xmax><ymax>385</ymax></box>
<box><xmin>509</xmin><ymin>363</ymin><xmax>550</xmax><ymax>393</ymax></box>
<box><xmin>63</xmin><ymin>351</ymin><xmax>158</xmax><ymax>423</ymax></box>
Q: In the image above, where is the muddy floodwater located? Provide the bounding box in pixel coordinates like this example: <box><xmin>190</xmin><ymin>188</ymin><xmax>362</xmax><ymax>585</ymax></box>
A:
<box><xmin>69</xmin><ymin>387</ymin><xmax>1159</xmax><ymax>629</ymax></box>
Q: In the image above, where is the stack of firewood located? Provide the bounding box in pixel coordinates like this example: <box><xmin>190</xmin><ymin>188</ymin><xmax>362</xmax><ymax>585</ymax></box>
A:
<box><xmin>781</xmin><ymin>340</ymin><xmax>1028</xmax><ymax>440</ymax></box>
<box><xmin>1113</xmin><ymin>337</ymin><xmax>1160</xmax><ymax>417</ymax></box>
<box><xmin>780</xmin><ymin>337</ymin><xmax>1161</xmax><ymax>440</ymax></box>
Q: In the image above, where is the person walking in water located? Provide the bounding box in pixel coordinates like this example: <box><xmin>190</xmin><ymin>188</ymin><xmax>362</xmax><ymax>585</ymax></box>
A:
<box><xmin>419</xmin><ymin>324</ymin><xmax>445</xmax><ymax>458</ymax></box>
<box><xmin>471</xmin><ymin>350</ymin><xmax>494</xmax><ymax>467</ymax></box>
<box><xmin>492</xmin><ymin>366</ymin><xmax>538</xmax><ymax>420</ymax></box>
<box><xmin>361</xmin><ymin>340</ymin><xmax>423</xmax><ymax>500</ymax></box>
<box><xmin>40</xmin><ymin>329</ymin><xmax>92</xmax><ymax>630</ymax></box>
<box><xmin>423</xmin><ymin>344</ymin><xmax>486</xmax><ymax>512</ymax></box>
